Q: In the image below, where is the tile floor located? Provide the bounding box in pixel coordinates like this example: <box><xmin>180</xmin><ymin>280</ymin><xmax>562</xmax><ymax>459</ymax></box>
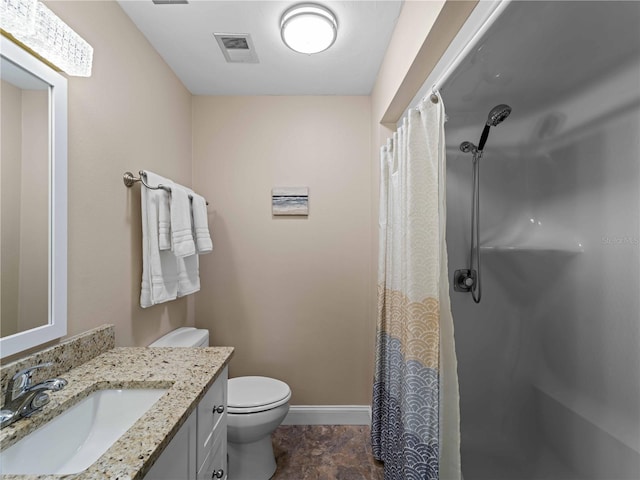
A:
<box><xmin>271</xmin><ymin>425</ymin><xmax>384</xmax><ymax>480</ymax></box>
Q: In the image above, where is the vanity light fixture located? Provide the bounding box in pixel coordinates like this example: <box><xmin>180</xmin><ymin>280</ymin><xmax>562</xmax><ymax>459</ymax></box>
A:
<box><xmin>0</xmin><ymin>0</ymin><xmax>37</xmax><ymax>36</ymax></box>
<box><xmin>0</xmin><ymin>0</ymin><xmax>93</xmax><ymax>76</ymax></box>
<box><xmin>280</xmin><ymin>3</ymin><xmax>337</xmax><ymax>55</ymax></box>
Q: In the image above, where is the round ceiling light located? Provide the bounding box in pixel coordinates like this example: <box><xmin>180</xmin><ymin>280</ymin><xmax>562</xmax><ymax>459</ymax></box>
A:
<box><xmin>280</xmin><ymin>4</ymin><xmax>338</xmax><ymax>55</ymax></box>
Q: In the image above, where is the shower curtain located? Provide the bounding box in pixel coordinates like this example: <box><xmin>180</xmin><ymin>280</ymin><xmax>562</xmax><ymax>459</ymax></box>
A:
<box><xmin>371</xmin><ymin>94</ymin><xmax>461</xmax><ymax>480</ymax></box>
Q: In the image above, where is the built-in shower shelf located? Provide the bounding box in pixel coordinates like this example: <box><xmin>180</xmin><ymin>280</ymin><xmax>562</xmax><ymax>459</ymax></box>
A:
<box><xmin>480</xmin><ymin>245</ymin><xmax>584</xmax><ymax>255</ymax></box>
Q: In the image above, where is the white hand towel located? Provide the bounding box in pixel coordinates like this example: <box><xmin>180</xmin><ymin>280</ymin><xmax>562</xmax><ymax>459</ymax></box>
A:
<box><xmin>170</xmin><ymin>185</ymin><xmax>196</xmax><ymax>258</ymax></box>
<box><xmin>158</xmin><ymin>188</ymin><xmax>171</xmax><ymax>251</ymax></box>
<box><xmin>140</xmin><ymin>171</ymin><xmax>179</xmax><ymax>308</ymax></box>
<box><xmin>191</xmin><ymin>193</ymin><xmax>213</xmax><ymax>254</ymax></box>
<box><xmin>177</xmin><ymin>253</ymin><xmax>200</xmax><ymax>297</ymax></box>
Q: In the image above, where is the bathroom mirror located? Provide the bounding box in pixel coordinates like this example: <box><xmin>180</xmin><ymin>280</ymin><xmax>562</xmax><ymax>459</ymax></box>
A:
<box><xmin>0</xmin><ymin>36</ymin><xmax>67</xmax><ymax>358</ymax></box>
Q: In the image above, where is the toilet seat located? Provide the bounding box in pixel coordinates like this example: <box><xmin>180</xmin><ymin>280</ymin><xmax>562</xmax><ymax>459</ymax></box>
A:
<box><xmin>228</xmin><ymin>376</ymin><xmax>291</xmax><ymax>414</ymax></box>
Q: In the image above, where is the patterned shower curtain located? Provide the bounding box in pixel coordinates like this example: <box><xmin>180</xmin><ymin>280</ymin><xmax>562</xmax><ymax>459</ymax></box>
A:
<box><xmin>371</xmin><ymin>94</ymin><xmax>461</xmax><ymax>480</ymax></box>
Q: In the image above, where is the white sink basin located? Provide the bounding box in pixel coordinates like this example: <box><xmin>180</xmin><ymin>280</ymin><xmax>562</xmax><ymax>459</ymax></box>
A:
<box><xmin>0</xmin><ymin>388</ymin><xmax>167</xmax><ymax>475</ymax></box>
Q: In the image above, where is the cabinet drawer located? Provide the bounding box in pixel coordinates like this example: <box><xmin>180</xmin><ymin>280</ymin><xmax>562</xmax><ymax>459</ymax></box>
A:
<box><xmin>197</xmin><ymin>366</ymin><xmax>227</xmax><ymax>466</ymax></box>
<box><xmin>197</xmin><ymin>425</ymin><xmax>227</xmax><ymax>480</ymax></box>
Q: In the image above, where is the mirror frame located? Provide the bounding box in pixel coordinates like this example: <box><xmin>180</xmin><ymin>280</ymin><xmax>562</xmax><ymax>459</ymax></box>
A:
<box><xmin>1</xmin><ymin>36</ymin><xmax>67</xmax><ymax>358</ymax></box>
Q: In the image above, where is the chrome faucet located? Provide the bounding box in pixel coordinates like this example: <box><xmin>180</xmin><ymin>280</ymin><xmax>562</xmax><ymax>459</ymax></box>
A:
<box><xmin>0</xmin><ymin>362</ymin><xmax>67</xmax><ymax>429</ymax></box>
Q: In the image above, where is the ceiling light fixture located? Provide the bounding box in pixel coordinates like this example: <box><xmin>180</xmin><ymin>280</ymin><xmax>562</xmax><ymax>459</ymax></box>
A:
<box><xmin>280</xmin><ymin>3</ymin><xmax>337</xmax><ymax>55</ymax></box>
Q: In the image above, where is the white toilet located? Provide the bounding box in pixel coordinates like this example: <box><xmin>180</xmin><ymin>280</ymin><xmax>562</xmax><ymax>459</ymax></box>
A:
<box><xmin>227</xmin><ymin>376</ymin><xmax>291</xmax><ymax>480</ymax></box>
<box><xmin>149</xmin><ymin>327</ymin><xmax>291</xmax><ymax>480</ymax></box>
<box><xmin>149</xmin><ymin>326</ymin><xmax>209</xmax><ymax>348</ymax></box>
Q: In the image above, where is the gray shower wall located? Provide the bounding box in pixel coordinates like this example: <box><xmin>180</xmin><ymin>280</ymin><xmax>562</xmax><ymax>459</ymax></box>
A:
<box><xmin>443</xmin><ymin>5</ymin><xmax>640</xmax><ymax>477</ymax></box>
<box><xmin>527</xmin><ymin>61</ymin><xmax>640</xmax><ymax>477</ymax></box>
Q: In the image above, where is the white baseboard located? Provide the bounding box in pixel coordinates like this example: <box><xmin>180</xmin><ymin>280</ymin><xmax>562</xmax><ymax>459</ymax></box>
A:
<box><xmin>282</xmin><ymin>405</ymin><xmax>372</xmax><ymax>425</ymax></box>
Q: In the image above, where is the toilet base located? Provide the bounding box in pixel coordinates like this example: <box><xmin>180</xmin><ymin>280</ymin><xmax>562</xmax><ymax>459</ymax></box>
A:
<box><xmin>228</xmin><ymin>436</ymin><xmax>277</xmax><ymax>480</ymax></box>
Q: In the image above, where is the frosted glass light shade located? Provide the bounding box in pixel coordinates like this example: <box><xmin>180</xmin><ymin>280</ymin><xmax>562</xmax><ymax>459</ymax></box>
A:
<box><xmin>0</xmin><ymin>0</ymin><xmax>37</xmax><ymax>36</ymax></box>
<box><xmin>280</xmin><ymin>4</ymin><xmax>337</xmax><ymax>54</ymax></box>
<box><xmin>0</xmin><ymin>0</ymin><xmax>93</xmax><ymax>76</ymax></box>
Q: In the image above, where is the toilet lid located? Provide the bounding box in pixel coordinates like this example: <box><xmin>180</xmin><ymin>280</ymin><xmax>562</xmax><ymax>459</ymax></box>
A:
<box><xmin>228</xmin><ymin>376</ymin><xmax>291</xmax><ymax>414</ymax></box>
<box><xmin>148</xmin><ymin>327</ymin><xmax>208</xmax><ymax>348</ymax></box>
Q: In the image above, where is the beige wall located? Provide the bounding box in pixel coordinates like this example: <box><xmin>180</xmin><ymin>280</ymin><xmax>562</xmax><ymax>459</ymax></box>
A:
<box><xmin>192</xmin><ymin>96</ymin><xmax>372</xmax><ymax>404</ymax></box>
<box><xmin>19</xmin><ymin>90</ymin><xmax>49</xmax><ymax>332</ymax></box>
<box><xmin>372</xmin><ymin>0</ymin><xmax>446</xmax><ymax>130</ymax></box>
<box><xmin>0</xmin><ymin>80</ymin><xmax>22</xmax><ymax>337</ymax></box>
<box><xmin>42</xmin><ymin>1</ymin><xmax>194</xmax><ymax>348</ymax></box>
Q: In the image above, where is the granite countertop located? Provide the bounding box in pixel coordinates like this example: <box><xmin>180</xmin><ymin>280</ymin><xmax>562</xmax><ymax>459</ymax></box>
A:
<box><xmin>0</xmin><ymin>346</ymin><xmax>234</xmax><ymax>480</ymax></box>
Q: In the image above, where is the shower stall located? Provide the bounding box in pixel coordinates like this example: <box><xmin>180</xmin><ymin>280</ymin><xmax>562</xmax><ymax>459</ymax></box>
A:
<box><xmin>439</xmin><ymin>1</ymin><xmax>640</xmax><ymax>479</ymax></box>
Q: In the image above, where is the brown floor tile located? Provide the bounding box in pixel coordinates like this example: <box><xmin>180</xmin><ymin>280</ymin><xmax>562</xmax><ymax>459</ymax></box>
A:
<box><xmin>271</xmin><ymin>425</ymin><xmax>383</xmax><ymax>480</ymax></box>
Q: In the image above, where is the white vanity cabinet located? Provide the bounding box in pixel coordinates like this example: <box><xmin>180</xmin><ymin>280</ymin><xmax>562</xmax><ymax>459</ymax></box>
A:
<box><xmin>145</xmin><ymin>367</ymin><xmax>228</xmax><ymax>480</ymax></box>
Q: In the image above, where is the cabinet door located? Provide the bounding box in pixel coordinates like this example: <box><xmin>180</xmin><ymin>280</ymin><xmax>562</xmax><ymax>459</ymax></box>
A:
<box><xmin>197</xmin><ymin>366</ymin><xmax>228</xmax><ymax>468</ymax></box>
<box><xmin>144</xmin><ymin>411</ymin><xmax>197</xmax><ymax>480</ymax></box>
<box><xmin>197</xmin><ymin>424</ymin><xmax>227</xmax><ymax>480</ymax></box>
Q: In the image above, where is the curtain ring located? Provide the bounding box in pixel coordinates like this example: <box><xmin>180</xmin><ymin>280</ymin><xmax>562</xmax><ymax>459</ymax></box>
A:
<box><xmin>430</xmin><ymin>86</ymin><xmax>439</xmax><ymax>104</ymax></box>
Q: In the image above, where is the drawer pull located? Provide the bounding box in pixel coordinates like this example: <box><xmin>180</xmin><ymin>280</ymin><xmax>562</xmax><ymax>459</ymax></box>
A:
<box><xmin>212</xmin><ymin>405</ymin><xmax>225</xmax><ymax>414</ymax></box>
<box><xmin>212</xmin><ymin>469</ymin><xmax>224</xmax><ymax>479</ymax></box>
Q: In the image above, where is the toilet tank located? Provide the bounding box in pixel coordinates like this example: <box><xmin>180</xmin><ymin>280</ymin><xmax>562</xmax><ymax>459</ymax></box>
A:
<box><xmin>149</xmin><ymin>327</ymin><xmax>209</xmax><ymax>347</ymax></box>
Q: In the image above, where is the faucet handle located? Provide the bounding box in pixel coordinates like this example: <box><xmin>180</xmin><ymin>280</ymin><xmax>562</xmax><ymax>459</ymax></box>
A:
<box><xmin>7</xmin><ymin>363</ymin><xmax>53</xmax><ymax>400</ymax></box>
<box><xmin>12</xmin><ymin>362</ymin><xmax>53</xmax><ymax>384</ymax></box>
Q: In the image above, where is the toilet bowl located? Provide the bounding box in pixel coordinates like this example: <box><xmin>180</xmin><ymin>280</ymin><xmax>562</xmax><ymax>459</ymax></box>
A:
<box><xmin>227</xmin><ymin>376</ymin><xmax>291</xmax><ymax>480</ymax></box>
<box><xmin>149</xmin><ymin>328</ymin><xmax>291</xmax><ymax>480</ymax></box>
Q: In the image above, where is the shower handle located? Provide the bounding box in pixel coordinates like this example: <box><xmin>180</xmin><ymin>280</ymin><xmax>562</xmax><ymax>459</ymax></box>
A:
<box><xmin>454</xmin><ymin>269</ymin><xmax>476</xmax><ymax>292</ymax></box>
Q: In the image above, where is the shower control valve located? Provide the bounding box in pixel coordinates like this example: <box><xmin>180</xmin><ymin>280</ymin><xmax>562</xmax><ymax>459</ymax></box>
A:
<box><xmin>454</xmin><ymin>269</ymin><xmax>476</xmax><ymax>292</ymax></box>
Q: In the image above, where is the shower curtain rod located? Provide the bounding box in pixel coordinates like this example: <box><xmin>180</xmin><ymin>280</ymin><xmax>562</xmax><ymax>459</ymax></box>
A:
<box><xmin>427</xmin><ymin>0</ymin><xmax>512</xmax><ymax>104</ymax></box>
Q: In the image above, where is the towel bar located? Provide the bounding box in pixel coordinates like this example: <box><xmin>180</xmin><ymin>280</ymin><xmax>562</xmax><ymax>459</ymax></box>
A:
<box><xmin>123</xmin><ymin>171</ymin><xmax>209</xmax><ymax>205</ymax></box>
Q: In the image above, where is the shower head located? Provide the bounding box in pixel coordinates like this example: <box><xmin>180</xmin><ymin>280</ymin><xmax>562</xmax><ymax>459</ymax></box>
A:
<box><xmin>486</xmin><ymin>104</ymin><xmax>512</xmax><ymax>127</ymax></box>
<box><xmin>478</xmin><ymin>104</ymin><xmax>512</xmax><ymax>151</ymax></box>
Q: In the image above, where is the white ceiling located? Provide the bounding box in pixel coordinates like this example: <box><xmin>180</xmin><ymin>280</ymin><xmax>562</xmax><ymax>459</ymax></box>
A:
<box><xmin>118</xmin><ymin>0</ymin><xmax>403</xmax><ymax>96</ymax></box>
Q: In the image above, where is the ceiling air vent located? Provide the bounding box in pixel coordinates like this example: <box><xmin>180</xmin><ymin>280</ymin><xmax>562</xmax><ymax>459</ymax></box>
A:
<box><xmin>214</xmin><ymin>33</ymin><xmax>259</xmax><ymax>64</ymax></box>
<box><xmin>152</xmin><ymin>0</ymin><xmax>188</xmax><ymax>4</ymax></box>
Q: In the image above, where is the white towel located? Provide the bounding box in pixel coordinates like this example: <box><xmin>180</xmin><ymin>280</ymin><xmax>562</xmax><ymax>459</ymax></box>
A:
<box><xmin>177</xmin><ymin>187</ymin><xmax>200</xmax><ymax>296</ymax></box>
<box><xmin>191</xmin><ymin>193</ymin><xmax>213</xmax><ymax>254</ymax></box>
<box><xmin>140</xmin><ymin>171</ymin><xmax>179</xmax><ymax>308</ymax></box>
<box><xmin>177</xmin><ymin>254</ymin><xmax>200</xmax><ymax>297</ymax></box>
<box><xmin>158</xmin><ymin>187</ymin><xmax>171</xmax><ymax>251</ymax></box>
<box><xmin>170</xmin><ymin>185</ymin><xmax>196</xmax><ymax>258</ymax></box>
